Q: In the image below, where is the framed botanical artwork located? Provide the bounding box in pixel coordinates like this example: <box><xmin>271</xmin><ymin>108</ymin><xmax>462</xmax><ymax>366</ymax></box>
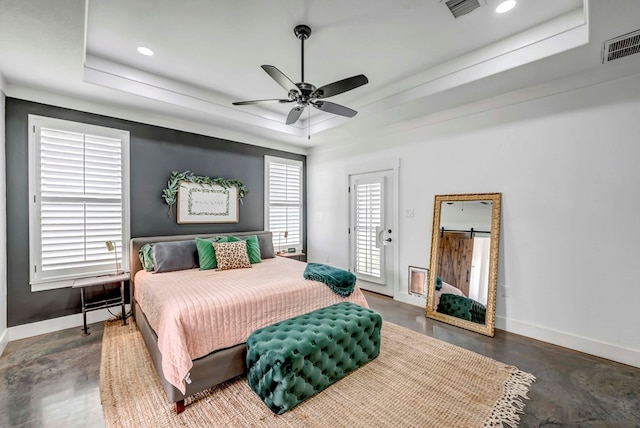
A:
<box><xmin>176</xmin><ymin>181</ymin><xmax>239</xmax><ymax>223</ymax></box>
<box><xmin>408</xmin><ymin>266</ymin><xmax>428</xmax><ymax>296</ymax></box>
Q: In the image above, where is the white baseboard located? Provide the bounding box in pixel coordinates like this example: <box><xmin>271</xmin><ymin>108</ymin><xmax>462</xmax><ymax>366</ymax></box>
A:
<box><xmin>4</xmin><ymin>302</ymin><xmax>638</xmax><ymax>370</ymax></box>
<box><xmin>7</xmin><ymin>305</ymin><xmax>130</xmax><ymax>342</ymax></box>
<box><xmin>0</xmin><ymin>328</ymin><xmax>8</xmax><ymax>358</ymax></box>
<box><xmin>389</xmin><ymin>292</ymin><xmax>639</xmax><ymax>368</ymax></box>
<box><xmin>496</xmin><ymin>315</ymin><xmax>640</xmax><ymax>369</ymax></box>
<box><xmin>393</xmin><ymin>291</ymin><xmax>426</xmax><ymax>308</ymax></box>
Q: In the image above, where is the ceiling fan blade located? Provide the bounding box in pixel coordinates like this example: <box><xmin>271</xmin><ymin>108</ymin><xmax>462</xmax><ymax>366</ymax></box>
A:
<box><xmin>232</xmin><ymin>99</ymin><xmax>292</xmax><ymax>106</ymax></box>
<box><xmin>261</xmin><ymin>65</ymin><xmax>300</xmax><ymax>95</ymax></box>
<box><xmin>286</xmin><ymin>106</ymin><xmax>305</xmax><ymax>125</ymax></box>
<box><xmin>312</xmin><ymin>101</ymin><xmax>357</xmax><ymax>118</ymax></box>
<box><xmin>311</xmin><ymin>74</ymin><xmax>368</xmax><ymax>99</ymax></box>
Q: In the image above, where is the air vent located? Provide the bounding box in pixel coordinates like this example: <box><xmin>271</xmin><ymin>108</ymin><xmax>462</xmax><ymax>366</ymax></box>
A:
<box><xmin>444</xmin><ymin>0</ymin><xmax>482</xmax><ymax>18</ymax></box>
<box><xmin>602</xmin><ymin>29</ymin><xmax>640</xmax><ymax>63</ymax></box>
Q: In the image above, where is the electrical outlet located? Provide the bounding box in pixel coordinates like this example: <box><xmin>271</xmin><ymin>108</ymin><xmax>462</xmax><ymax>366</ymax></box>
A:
<box><xmin>502</xmin><ymin>285</ymin><xmax>511</xmax><ymax>297</ymax></box>
<box><xmin>406</xmin><ymin>208</ymin><xmax>415</xmax><ymax>218</ymax></box>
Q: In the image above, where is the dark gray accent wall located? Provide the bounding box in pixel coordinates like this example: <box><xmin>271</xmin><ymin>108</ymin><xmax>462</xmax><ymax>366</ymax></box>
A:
<box><xmin>5</xmin><ymin>97</ymin><xmax>306</xmax><ymax>327</ymax></box>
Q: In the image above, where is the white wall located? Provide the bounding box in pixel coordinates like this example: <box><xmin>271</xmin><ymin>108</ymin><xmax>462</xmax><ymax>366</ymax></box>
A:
<box><xmin>0</xmin><ymin>81</ymin><xmax>8</xmax><ymax>356</ymax></box>
<box><xmin>307</xmin><ymin>72</ymin><xmax>640</xmax><ymax>368</ymax></box>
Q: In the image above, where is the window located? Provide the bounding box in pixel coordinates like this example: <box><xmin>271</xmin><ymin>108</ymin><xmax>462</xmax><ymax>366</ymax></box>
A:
<box><xmin>28</xmin><ymin>115</ymin><xmax>130</xmax><ymax>291</ymax></box>
<box><xmin>264</xmin><ymin>156</ymin><xmax>303</xmax><ymax>253</ymax></box>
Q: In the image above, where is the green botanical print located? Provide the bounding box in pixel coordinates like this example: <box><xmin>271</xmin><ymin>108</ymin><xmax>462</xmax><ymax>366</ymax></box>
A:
<box><xmin>162</xmin><ymin>170</ymin><xmax>248</xmax><ymax>216</ymax></box>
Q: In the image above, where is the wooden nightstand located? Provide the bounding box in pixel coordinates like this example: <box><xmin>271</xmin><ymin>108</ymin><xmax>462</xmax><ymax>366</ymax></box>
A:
<box><xmin>72</xmin><ymin>272</ymin><xmax>129</xmax><ymax>336</ymax></box>
<box><xmin>276</xmin><ymin>252</ymin><xmax>307</xmax><ymax>262</ymax></box>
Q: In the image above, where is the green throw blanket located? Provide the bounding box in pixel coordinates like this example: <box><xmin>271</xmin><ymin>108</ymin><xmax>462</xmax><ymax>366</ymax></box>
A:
<box><xmin>303</xmin><ymin>263</ymin><xmax>356</xmax><ymax>297</ymax></box>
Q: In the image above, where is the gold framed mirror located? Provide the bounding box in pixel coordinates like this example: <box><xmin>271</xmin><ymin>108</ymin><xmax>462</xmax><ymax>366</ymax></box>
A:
<box><xmin>425</xmin><ymin>193</ymin><xmax>501</xmax><ymax>337</ymax></box>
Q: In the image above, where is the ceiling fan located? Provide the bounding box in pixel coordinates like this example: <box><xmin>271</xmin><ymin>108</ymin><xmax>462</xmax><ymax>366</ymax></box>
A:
<box><xmin>233</xmin><ymin>25</ymin><xmax>368</xmax><ymax>126</ymax></box>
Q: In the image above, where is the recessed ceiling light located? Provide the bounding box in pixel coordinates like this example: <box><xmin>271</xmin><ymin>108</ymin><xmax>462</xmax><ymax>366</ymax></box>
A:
<box><xmin>137</xmin><ymin>46</ymin><xmax>154</xmax><ymax>56</ymax></box>
<box><xmin>495</xmin><ymin>0</ymin><xmax>516</xmax><ymax>14</ymax></box>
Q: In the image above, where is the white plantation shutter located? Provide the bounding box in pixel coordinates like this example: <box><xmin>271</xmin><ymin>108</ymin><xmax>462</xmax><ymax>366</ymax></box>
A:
<box><xmin>29</xmin><ymin>116</ymin><xmax>130</xmax><ymax>289</ymax></box>
<box><xmin>265</xmin><ymin>156</ymin><xmax>303</xmax><ymax>250</ymax></box>
<box><xmin>353</xmin><ymin>177</ymin><xmax>383</xmax><ymax>280</ymax></box>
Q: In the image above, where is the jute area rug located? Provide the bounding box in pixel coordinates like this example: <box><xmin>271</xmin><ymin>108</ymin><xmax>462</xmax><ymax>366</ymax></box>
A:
<box><xmin>100</xmin><ymin>320</ymin><xmax>535</xmax><ymax>428</ymax></box>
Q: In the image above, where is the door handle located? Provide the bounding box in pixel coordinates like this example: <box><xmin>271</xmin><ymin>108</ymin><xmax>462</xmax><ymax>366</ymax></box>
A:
<box><xmin>376</xmin><ymin>227</ymin><xmax>392</xmax><ymax>246</ymax></box>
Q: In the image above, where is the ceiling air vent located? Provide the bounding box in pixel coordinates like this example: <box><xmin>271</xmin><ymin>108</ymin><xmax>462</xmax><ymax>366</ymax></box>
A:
<box><xmin>444</xmin><ymin>0</ymin><xmax>482</xmax><ymax>18</ymax></box>
<box><xmin>602</xmin><ymin>29</ymin><xmax>640</xmax><ymax>63</ymax></box>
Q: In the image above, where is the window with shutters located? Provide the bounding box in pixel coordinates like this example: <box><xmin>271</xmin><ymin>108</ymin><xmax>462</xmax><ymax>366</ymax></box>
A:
<box><xmin>264</xmin><ymin>156</ymin><xmax>303</xmax><ymax>253</ymax></box>
<box><xmin>353</xmin><ymin>178</ymin><xmax>382</xmax><ymax>280</ymax></box>
<box><xmin>28</xmin><ymin>115</ymin><xmax>130</xmax><ymax>291</ymax></box>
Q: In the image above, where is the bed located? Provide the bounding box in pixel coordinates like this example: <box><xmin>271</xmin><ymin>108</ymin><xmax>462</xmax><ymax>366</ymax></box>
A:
<box><xmin>129</xmin><ymin>231</ymin><xmax>369</xmax><ymax>413</ymax></box>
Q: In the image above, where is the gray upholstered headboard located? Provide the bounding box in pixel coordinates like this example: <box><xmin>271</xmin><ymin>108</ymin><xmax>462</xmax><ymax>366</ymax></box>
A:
<box><xmin>129</xmin><ymin>231</ymin><xmax>273</xmax><ymax>287</ymax></box>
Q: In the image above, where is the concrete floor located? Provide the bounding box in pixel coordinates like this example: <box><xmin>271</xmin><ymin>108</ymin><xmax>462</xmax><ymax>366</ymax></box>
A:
<box><xmin>0</xmin><ymin>323</ymin><xmax>105</xmax><ymax>428</ymax></box>
<box><xmin>1</xmin><ymin>291</ymin><xmax>639</xmax><ymax>427</ymax></box>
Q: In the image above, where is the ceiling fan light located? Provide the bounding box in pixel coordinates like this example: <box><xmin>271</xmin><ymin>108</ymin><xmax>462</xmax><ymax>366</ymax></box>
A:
<box><xmin>137</xmin><ymin>46</ymin><xmax>154</xmax><ymax>56</ymax></box>
<box><xmin>233</xmin><ymin>25</ymin><xmax>367</xmax><ymax>128</ymax></box>
<box><xmin>495</xmin><ymin>0</ymin><xmax>516</xmax><ymax>14</ymax></box>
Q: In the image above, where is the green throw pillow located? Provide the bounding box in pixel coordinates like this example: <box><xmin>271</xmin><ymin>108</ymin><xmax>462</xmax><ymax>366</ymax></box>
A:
<box><xmin>243</xmin><ymin>235</ymin><xmax>262</xmax><ymax>264</ymax></box>
<box><xmin>138</xmin><ymin>244</ymin><xmax>154</xmax><ymax>271</ymax></box>
<box><xmin>196</xmin><ymin>236</ymin><xmax>239</xmax><ymax>270</ymax></box>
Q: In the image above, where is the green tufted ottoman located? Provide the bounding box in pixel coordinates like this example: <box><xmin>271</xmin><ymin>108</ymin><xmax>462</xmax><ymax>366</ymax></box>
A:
<box><xmin>246</xmin><ymin>302</ymin><xmax>382</xmax><ymax>414</ymax></box>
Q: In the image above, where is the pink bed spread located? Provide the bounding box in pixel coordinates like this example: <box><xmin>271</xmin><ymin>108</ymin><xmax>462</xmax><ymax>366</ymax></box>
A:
<box><xmin>135</xmin><ymin>257</ymin><xmax>369</xmax><ymax>393</ymax></box>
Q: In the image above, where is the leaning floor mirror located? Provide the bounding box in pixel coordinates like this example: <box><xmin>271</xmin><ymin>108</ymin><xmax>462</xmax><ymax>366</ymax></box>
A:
<box><xmin>425</xmin><ymin>193</ymin><xmax>501</xmax><ymax>337</ymax></box>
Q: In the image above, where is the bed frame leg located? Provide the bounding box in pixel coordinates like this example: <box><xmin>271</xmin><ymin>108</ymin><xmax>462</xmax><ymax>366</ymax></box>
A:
<box><xmin>176</xmin><ymin>399</ymin><xmax>185</xmax><ymax>414</ymax></box>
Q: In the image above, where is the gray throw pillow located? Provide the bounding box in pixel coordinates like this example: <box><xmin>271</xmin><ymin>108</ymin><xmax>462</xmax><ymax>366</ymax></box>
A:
<box><xmin>153</xmin><ymin>240</ymin><xmax>199</xmax><ymax>273</ymax></box>
<box><xmin>257</xmin><ymin>234</ymin><xmax>276</xmax><ymax>259</ymax></box>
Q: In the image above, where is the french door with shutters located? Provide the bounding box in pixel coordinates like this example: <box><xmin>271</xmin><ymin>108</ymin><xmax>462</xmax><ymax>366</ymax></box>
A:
<box><xmin>348</xmin><ymin>170</ymin><xmax>395</xmax><ymax>296</ymax></box>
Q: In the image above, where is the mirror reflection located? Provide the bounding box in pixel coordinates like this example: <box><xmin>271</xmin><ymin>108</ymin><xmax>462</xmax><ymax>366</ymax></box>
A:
<box><xmin>426</xmin><ymin>193</ymin><xmax>501</xmax><ymax>337</ymax></box>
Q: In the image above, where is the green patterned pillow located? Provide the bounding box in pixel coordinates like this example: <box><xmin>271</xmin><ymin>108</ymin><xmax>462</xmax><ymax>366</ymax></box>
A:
<box><xmin>138</xmin><ymin>243</ymin><xmax>154</xmax><ymax>271</ymax></box>
<box><xmin>195</xmin><ymin>236</ymin><xmax>240</xmax><ymax>270</ymax></box>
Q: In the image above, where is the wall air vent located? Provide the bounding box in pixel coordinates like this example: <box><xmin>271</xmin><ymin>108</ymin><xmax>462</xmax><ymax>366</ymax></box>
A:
<box><xmin>444</xmin><ymin>0</ymin><xmax>482</xmax><ymax>18</ymax></box>
<box><xmin>602</xmin><ymin>29</ymin><xmax>640</xmax><ymax>63</ymax></box>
